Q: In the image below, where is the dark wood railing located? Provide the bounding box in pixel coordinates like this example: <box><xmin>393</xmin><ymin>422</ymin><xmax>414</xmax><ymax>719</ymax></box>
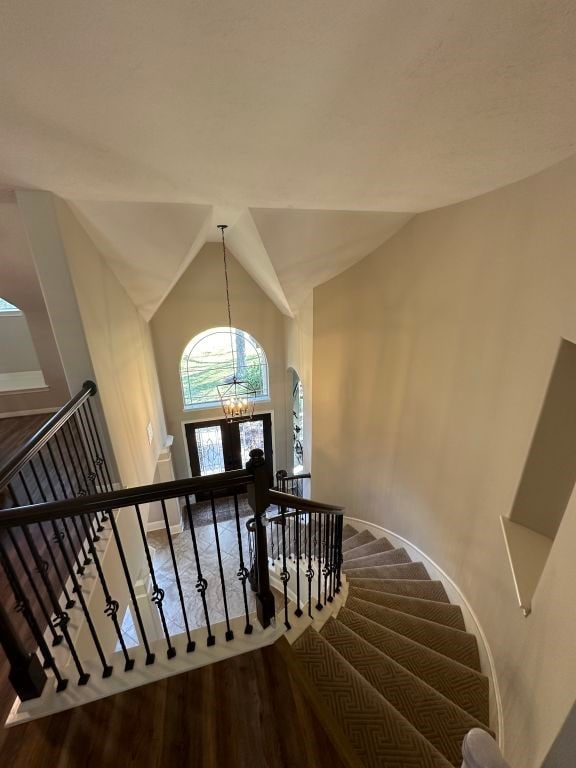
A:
<box><xmin>0</xmin><ymin>394</ymin><xmax>344</xmax><ymax>711</ymax></box>
<box><xmin>275</xmin><ymin>470</ymin><xmax>311</xmax><ymax>498</ymax></box>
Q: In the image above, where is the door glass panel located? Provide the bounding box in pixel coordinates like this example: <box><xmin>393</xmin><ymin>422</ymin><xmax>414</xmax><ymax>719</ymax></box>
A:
<box><xmin>239</xmin><ymin>420</ymin><xmax>265</xmax><ymax>467</ymax></box>
<box><xmin>195</xmin><ymin>425</ymin><xmax>226</xmax><ymax>475</ymax></box>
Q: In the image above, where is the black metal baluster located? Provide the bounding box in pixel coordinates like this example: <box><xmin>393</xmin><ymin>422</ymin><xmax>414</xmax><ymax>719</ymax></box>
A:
<box><xmin>316</xmin><ymin>511</ymin><xmax>323</xmax><ymax>611</ymax></box>
<box><xmin>52</xmin><ymin>435</ymin><xmax>86</xmax><ymax>575</ymax></box>
<box><xmin>294</xmin><ymin>510</ymin><xmax>302</xmax><ymax>618</ymax></box>
<box><xmin>59</xmin><ymin>428</ymin><xmax>93</xmax><ymax>568</ymax></box>
<box><xmin>50</xmin><ymin>518</ymin><xmax>112</xmax><ymax>677</ymax></box>
<box><xmin>323</xmin><ymin>510</ymin><xmax>331</xmax><ymax>606</ymax></box>
<box><xmin>184</xmin><ymin>494</ymin><xmax>215</xmax><ymax>646</ymax></box>
<box><xmin>306</xmin><ymin>510</ymin><xmax>314</xmax><ymax>618</ymax></box>
<box><xmin>327</xmin><ymin>513</ymin><xmax>335</xmax><ymax>602</ymax></box>
<box><xmin>278</xmin><ymin>512</ymin><xmax>290</xmax><ymax>630</ymax></box>
<box><xmin>86</xmin><ymin>399</ymin><xmax>115</xmax><ymax>493</ymax></box>
<box><xmin>21</xmin><ymin>524</ymin><xmax>90</xmax><ymax>685</ymax></box>
<box><xmin>107</xmin><ymin>507</ymin><xmax>155</xmax><ymax>665</ymax></box>
<box><xmin>71</xmin><ymin>416</ymin><xmax>103</xmax><ymax>537</ymax></box>
<box><xmin>39</xmin><ymin>449</ymin><xmax>92</xmax><ymax>567</ymax></box>
<box><xmin>6</xmin><ymin>527</ymin><xmax>62</xmax><ymax>646</ymax></box>
<box><xmin>209</xmin><ymin>491</ymin><xmax>233</xmax><ymax>641</ymax></box>
<box><xmin>134</xmin><ymin>504</ymin><xmax>175</xmax><ymax>659</ymax></box>
<box><xmin>27</xmin><ymin>461</ymin><xmax>75</xmax><ymax>609</ymax></box>
<box><xmin>65</xmin><ymin>420</ymin><xmax>100</xmax><ymax>541</ymax></box>
<box><xmin>78</xmin><ymin>404</ymin><xmax>107</xmax><ymax>494</ymax></box>
<box><xmin>0</xmin><ymin>539</ymin><xmax>68</xmax><ymax>691</ymax></box>
<box><xmin>334</xmin><ymin>515</ymin><xmax>343</xmax><ymax>593</ymax></box>
<box><xmin>160</xmin><ymin>499</ymin><xmax>195</xmax><ymax>652</ymax></box>
<box><xmin>232</xmin><ymin>492</ymin><xmax>252</xmax><ymax>635</ymax></box>
<box><xmin>79</xmin><ymin>513</ymin><xmax>134</xmax><ymax>671</ymax></box>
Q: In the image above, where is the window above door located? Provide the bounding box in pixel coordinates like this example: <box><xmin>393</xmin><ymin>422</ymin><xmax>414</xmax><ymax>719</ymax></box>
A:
<box><xmin>180</xmin><ymin>327</ymin><xmax>270</xmax><ymax>410</ymax></box>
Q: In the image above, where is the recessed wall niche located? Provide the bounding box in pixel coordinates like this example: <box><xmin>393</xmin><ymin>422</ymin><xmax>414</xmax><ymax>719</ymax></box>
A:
<box><xmin>501</xmin><ymin>338</ymin><xmax>576</xmax><ymax>615</ymax></box>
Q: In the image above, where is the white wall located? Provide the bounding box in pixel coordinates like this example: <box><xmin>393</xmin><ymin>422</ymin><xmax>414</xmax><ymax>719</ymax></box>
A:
<box><xmin>312</xmin><ymin>155</ymin><xmax>576</xmax><ymax>767</ymax></box>
<box><xmin>284</xmin><ymin>292</ymin><xmax>314</xmax><ymax>476</ymax></box>
<box><xmin>0</xmin><ymin>191</ymin><xmax>70</xmax><ymax>413</ymax></box>
<box><xmin>150</xmin><ymin>243</ymin><xmax>288</xmax><ymax>479</ymax></box>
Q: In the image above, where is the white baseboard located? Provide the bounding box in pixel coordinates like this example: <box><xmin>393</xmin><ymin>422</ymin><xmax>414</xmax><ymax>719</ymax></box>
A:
<box><xmin>146</xmin><ymin>519</ymin><xmax>184</xmax><ymax>535</ymax></box>
<box><xmin>345</xmin><ymin>514</ymin><xmax>504</xmax><ymax>751</ymax></box>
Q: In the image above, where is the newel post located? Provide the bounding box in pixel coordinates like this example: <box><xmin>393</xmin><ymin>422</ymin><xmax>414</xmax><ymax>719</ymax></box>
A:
<box><xmin>0</xmin><ymin>601</ymin><xmax>47</xmax><ymax>701</ymax></box>
<box><xmin>247</xmin><ymin>448</ymin><xmax>276</xmax><ymax>628</ymax></box>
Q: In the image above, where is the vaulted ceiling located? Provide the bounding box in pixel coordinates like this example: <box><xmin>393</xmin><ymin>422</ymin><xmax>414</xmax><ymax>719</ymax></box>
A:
<box><xmin>1</xmin><ymin>1</ymin><xmax>575</xmax><ymax>316</ymax></box>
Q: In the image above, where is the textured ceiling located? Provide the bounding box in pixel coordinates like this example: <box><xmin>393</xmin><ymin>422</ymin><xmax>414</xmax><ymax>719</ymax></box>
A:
<box><xmin>2</xmin><ymin>1</ymin><xmax>576</xmax><ymax>314</ymax></box>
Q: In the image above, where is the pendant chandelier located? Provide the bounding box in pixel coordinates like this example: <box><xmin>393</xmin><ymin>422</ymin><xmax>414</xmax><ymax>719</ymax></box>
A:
<box><xmin>216</xmin><ymin>225</ymin><xmax>256</xmax><ymax>423</ymax></box>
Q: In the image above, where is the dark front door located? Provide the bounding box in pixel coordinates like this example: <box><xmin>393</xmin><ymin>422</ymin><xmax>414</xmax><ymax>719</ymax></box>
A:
<box><xmin>185</xmin><ymin>414</ymin><xmax>273</xmax><ymax>499</ymax></box>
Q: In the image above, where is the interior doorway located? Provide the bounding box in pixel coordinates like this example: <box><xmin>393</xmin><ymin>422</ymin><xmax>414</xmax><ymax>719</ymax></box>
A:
<box><xmin>185</xmin><ymin>413</ymin><xmax>273</xmax><ymax>499</ymax></box>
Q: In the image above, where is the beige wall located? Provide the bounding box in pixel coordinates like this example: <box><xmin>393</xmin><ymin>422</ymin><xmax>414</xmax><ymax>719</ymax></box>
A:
<box><xmin>55</xmin><ymin>198</ymin><xmax>167</xmax><ymax>490</ymax></box>
<box><xmin>284</xmin><ymin>292</ymin><xmax>314</xmax><ymax>475</ymax></box>
<box><xmin>0</xmin><ymin>192</ymin><xmax>70</xmax><ymax>413</ymax></box>
<box><xmin>312</xmin><ymin>155</ymin><xmax>576</xmax><ymax>767</ymax></box>
<box><xmin>151</xmin><ymin>243</ymin><xmax>288</xmax><ymax>479</ymax></box>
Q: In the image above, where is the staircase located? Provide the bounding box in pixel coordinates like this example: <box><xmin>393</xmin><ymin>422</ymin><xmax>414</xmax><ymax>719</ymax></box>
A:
<box><xmin>291</xmin><ymin>524</ymin><xmax>494</xmax><ymax>768</ymax></box>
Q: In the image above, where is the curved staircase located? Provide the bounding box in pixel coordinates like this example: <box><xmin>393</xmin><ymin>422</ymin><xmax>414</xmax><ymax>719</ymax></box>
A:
<box><xmin>291</xmin><ymin>523</ymin><xmax>494</xmax><ymax>768</ymax></box>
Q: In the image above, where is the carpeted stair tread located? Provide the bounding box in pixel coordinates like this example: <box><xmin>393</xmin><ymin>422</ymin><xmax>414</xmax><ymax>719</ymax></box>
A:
<box><xmin>342</xmin><ymin>529</ymin><xmax>375</xmax><ymax>552</ymax></box>
<box><xmin>348</xmin><ymin>578</ymin><xmax>450</xmax><ymax>603</ymax></box>
<box><xmin>346</xmin><ymin>597</ymin><xmax>481</xmax><ymax>671</ymax></box>
<box><xmin>337</xmin><ymin>607</ymin><xmax>489</xmax><ymax>725</ymax></box>
<box><xmin>320</xmin><ymin>618</ymin><xmax>492</xmax><ymax>766</ymax></box>
<box><xmin>343</xmin><ymin>537</ymin><xmax>395</xmax><ymax>561</ymax></box>
<box><xmin>293</xmin><ymin>627</ymin><xmax>454</xmax><ymax>768</ymax></box>
<box><xmin>342</xmin><ymin>523</ymin><xmax>360</xmax><ymax>541</ymax></box>
<box><xmin>345</xmin><ymin>561</ymin><xmax>431</xmax><ymax>581</ymax></box>
<box><xmin>344</xmin><ymin>547</ymin><xmax>412</xmax><ymax>571</ymax></box>
<box><xmin>348</xmin><ymin>586</ymin><xmax>466</xmax><ymax>630</ymax></box>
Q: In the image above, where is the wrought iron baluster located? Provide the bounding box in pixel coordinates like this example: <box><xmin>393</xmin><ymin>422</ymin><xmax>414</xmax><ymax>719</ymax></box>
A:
<box><xmin>0</xmin><ymin>539</ymin><xmax>67</xmax><ymax>692</ymax></box>
<box><xmin>51</xmin><ymin>435</ymin><xmax>86</xmax><ymax>575</ymax></box>
<box><xmin>79</xmin><ymin>403</ymin><xmax>108</xmax><ymax>495</ymax></box>
<box><xmin>21</xmin><ymin>523</ymin><xmax>90</xmax><ymax>685</ymax></box>
<box><xmin>72</xmin><ymin>413</ymin><xmax>103</xmax><ymax>536</ymax></box>
<box><xmin>294</xmin><ymin>510</ymin><xmax>302</xmax><ymax>618</ymax></box>
<box><xmin>232</xmin><ymin>492</ymin><xmax>252</xmax><ymax>635</ymax></box>
<box><xmin>39</xmin><ymin>449</ymin><xmax>92</xmax><ymax>567</ymax></box>
<box><xmin>160</xmin><ymin>499</ymin><xmax>195</xmax><ymax>652</ymax></box>
<box><xmin>50</xmin><ymin>518</ymin><xmax>112</xmax><ymax>677</ymax></box>
<box><xmin>334</xmin><ymin>515</ymin><xmax>343</xmax><ymax>593</ymax></box>
<box><xmin>209</xmin><ymin>491</ymin><xmax>233</xmax><ymax>641</ymax></box>
<box><xmin>323</xmin><ymin>510</ymin><xmax>331</xmax><ymax>606</ymax></box>
<box><xmin>86</xmin><ymin>400</ymin><xmax>115</xmax><ymax>493</ymax></box>
<box><xmin>184</xmin><ymin>494</ymin><xmax>215</xmax><ymax>646</ymax></box>
<box><xmin>328</xmin><ymin>513</ymin><xmax>335</xmax><ymax>602</ymax></box>
<box><xmin>134</xmin><ymin>503</ymin><xmax>175</xmax><ymax>659</ymax></box>
<box><xmin>306</xmin><ymin>510</ymin><xmax>314</xmax><ymax>618</ymax></box>
<box><xmin>279</xmin><ymin>510</ymin><xmax>291</xmax><ymax>629</ymax></box>
<box><xmin>6</xmin><ymin>526</ymin><xmax>62</xmax><ymax>646</ymax></box>
<box><xmin>27</xmin><ymin>460</ymin><xmax>75</xmax><ymax>609</ymax></box>
<box><xmin>316</xmin><ymin>510</ymin><xmax>323</xmax><ymax>611</ymax></box>
<box><xmin>107</xmin><ymin>507</ymin><xmax>155</xmax><ymax>665</ymax></box>
<box><xmin>59</xmin><ymin>427</ymin><xmax>93</xmax><ymax>568</ymax></box>
<box><xmin>79</xmin><ymin>512</ymin><xmax>134</xmax><ymax>671</ymax></box>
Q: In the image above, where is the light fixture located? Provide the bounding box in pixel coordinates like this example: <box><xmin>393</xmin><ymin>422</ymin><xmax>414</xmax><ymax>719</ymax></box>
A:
<box><xmin>216</xmin><ymin>224</ymin><xmax>256</xmax><ymax>423</ymax></box>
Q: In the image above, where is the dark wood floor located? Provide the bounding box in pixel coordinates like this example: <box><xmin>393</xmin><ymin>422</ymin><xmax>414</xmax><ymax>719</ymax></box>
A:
<box><xmin>0</xmin><ymin>642</ymin><xmax>348</xmax><ymax>768</ymax></box>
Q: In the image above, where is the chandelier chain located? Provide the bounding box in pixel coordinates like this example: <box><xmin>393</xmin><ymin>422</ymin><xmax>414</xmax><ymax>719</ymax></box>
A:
<box><xmin>218</xmin><ymin>224</ymin><xmax>237</xmax><ymax>379</ymax></box>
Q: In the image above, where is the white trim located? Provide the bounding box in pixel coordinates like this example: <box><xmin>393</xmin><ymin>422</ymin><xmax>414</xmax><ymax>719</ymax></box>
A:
<box><xmin>345</xmin><ymin>514</ymin><xmax>504</xmax><ymax>751</ymax></box>
<box><xmin>0</xmin><ymin>370</ymin><xmax>47</xmax><ymax>392</ymax></box>
<box><xmin>180</xmin><ymin>408</ymin><xmax>277</xmax><ymax>480</ymax></box>
<box><xmin>0</xmin><ymin>406</ymin><xmax>59</xmax><ymax>419</ymax></box>
<box><xmin>146</xmin><ymin>519</ymin><xmax>184</xmax><ymax>535</ymax></box>
<box><xmin>0</xmin><ymin>309</ymin><xmax>23</xmax><ymax>317</ymax></box>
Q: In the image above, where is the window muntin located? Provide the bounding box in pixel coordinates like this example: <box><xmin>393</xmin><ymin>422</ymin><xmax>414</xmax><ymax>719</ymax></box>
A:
<box><xmin>180</xmin><ymin>327</ymin><xmax>269</xmax><ymax>409</ymax></box>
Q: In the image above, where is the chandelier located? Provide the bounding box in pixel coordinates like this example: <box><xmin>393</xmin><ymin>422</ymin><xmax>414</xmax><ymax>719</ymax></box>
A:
<box><xmin>216</xmin><ymin>225</ymin><xmax>256</xmax><ymax>423</ymax></box>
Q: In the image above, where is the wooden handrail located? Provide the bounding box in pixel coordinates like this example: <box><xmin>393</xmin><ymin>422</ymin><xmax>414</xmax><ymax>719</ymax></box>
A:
<box><xmin>268</xmin><ymin>488</ymin><xmax>344</xmax><ymax>515</ymax></box>
<box><xmin>0</xmin><ymin>380</ymin><xmax>96</xmax><ymax>491</ymax></box>
<box><xmin>0</xmin><ymin>468</ymin><xmax>253</xmax><ymax>528</ymax></box>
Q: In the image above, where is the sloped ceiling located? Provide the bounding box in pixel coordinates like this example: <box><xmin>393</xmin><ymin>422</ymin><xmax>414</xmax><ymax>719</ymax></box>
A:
<box><xmin>1</xmin><ymin>1</ymin><xmax>576</xmax><ymax>314</ymax></box>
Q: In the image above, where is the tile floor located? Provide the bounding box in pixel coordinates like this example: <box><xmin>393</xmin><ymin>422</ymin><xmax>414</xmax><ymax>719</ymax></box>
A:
<box><xmin>120</xmin><ymin>495</ymin><xmax>282</xmax><ymax>647</ymax></box>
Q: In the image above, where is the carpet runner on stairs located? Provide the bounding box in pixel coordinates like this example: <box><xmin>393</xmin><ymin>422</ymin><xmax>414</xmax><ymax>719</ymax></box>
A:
<box><xmin>291</xmin><ymin>523</ymin><xmax>494</xmax><ymax>767</ymax></box>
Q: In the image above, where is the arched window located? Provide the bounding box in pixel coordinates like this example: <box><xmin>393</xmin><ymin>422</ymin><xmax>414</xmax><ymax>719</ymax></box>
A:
<box><xmin>180</xmin><ymin>327</ymin><xmax>269</xmax><ymax>409</ymax></box>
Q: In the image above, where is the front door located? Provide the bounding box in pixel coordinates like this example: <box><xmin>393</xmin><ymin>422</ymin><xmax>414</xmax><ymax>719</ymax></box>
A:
<box><xmin>185</xmin><ymin>414</ymin><xmax>273</xmax><ymax>499</ymax></box>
